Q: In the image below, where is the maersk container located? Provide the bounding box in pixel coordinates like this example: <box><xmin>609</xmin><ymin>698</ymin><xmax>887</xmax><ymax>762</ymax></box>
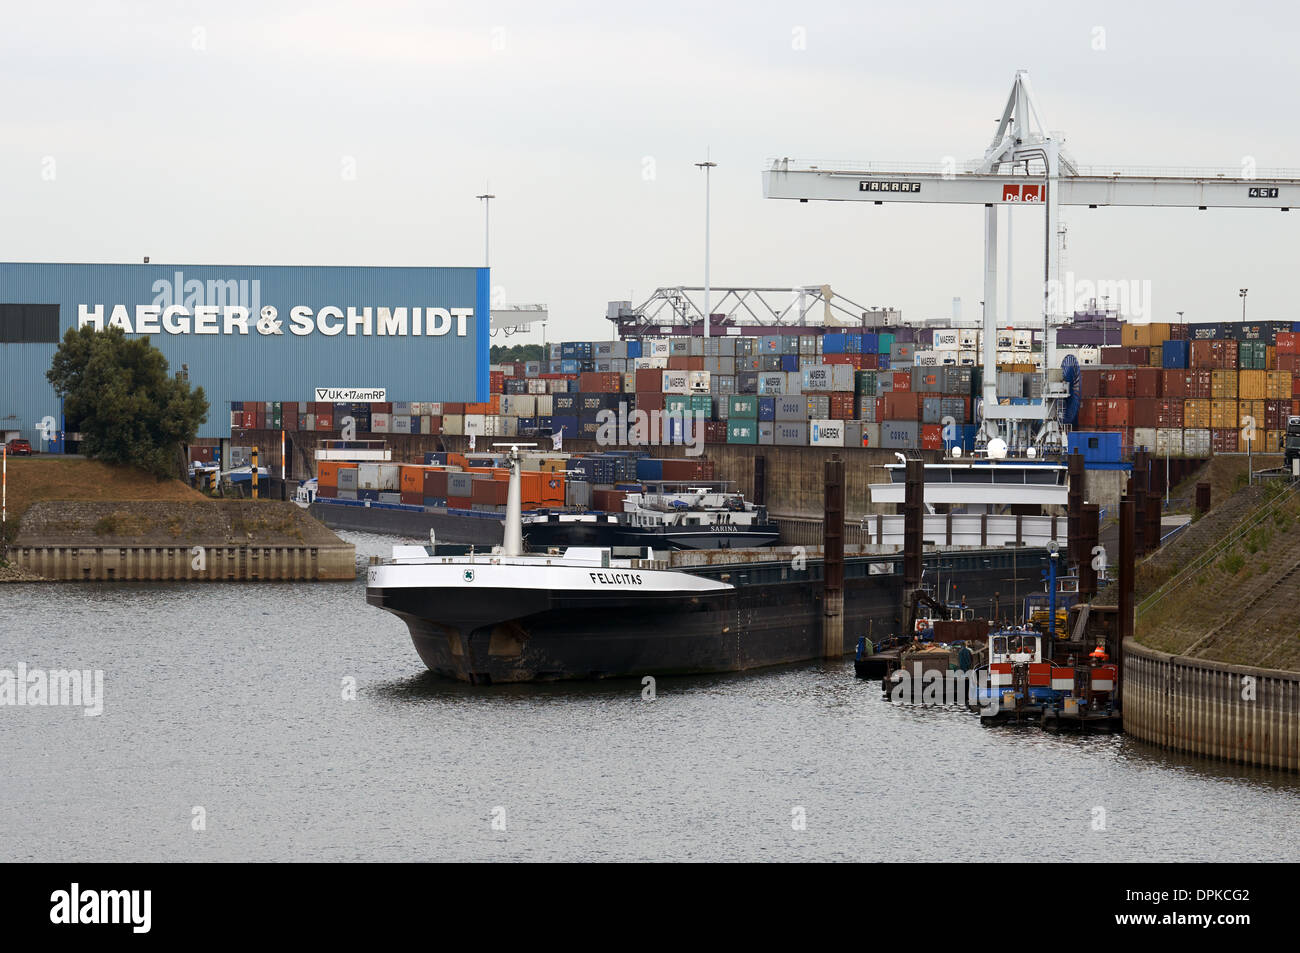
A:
<box><xmin>773</xmin><ymin>421</ymin><xmax>808</xmax><ymax>445</ymax></box>
<box><xmin>757</xmin><ymin>373</ymin><xmax>785</xmax><ymax>395</ymax></box>
<box><xmin>809</xmin><ymin>419</ymin><xmax>845</xmax><ymax>447</ymax></box>
<box><xmin>358</xmin><ymin>463</ymin><xmax>400</xmax><ymax>491</ymax></box>
<box><xmin>662</xmin><ymin>371</ymin><xmax>690</xmax><ymax>394</ymax></box>
<box><xmin>802</xmin><ymin>365</ymin><xmax>833</xmax><ymax>392</ymax></box>
<box><xmin>879</xmin><ymin>420</ymin><xmax>920</xmax><ymax>449</ymax></box>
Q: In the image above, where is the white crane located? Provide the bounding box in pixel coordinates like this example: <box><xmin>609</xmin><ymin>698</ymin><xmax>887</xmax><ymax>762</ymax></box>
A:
<box><xmin>764</xmin><ymin>70</ymin><xmax>1300</xmax><ymax>452</ymax></box>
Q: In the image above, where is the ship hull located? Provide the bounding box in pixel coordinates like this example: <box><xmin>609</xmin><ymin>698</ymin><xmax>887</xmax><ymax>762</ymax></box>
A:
<box><xmin>366</xmin><ymin>547</ymin><xmax>1049</xmax><ymax>683</ymax></box>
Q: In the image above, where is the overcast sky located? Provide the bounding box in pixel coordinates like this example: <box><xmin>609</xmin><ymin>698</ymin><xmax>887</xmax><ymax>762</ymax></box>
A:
<box><xmin>4</xmin><ymin>1</ymin><xmax>1298</xmax><ymax>344</ymax></box>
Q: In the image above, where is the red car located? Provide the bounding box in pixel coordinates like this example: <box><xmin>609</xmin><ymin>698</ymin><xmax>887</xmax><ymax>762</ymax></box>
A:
<box><xmin>5</xmin><ymin>438</ymin><xmax>32</xmax><ymax>456</ymax></box>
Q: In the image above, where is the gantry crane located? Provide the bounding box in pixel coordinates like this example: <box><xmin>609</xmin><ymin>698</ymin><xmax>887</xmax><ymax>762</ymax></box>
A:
<box><xmin>764</xmin><ymin>70</ymin><xmax>1300</xmax><ymax>452</ymax></box>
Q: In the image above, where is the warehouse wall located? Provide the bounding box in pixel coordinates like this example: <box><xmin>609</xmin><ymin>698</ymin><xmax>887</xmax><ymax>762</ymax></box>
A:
<box><xmin>0</xmin><ymin>262</ymin><xmax>489</xmax><ymax>442</ymax></box>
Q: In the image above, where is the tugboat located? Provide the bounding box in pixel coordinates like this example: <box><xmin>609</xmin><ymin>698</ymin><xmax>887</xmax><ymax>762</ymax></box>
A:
<box><xmin>521</xmin><ymin>482</ymin><xmax>779</xmax><ymax>552</ymax></box>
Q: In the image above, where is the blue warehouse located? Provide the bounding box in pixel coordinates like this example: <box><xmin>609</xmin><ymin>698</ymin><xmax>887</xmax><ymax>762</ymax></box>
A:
<box><xmin>0</xmin><ymin>262</ymin><xmax>489</xmax><ymax>445</ymax></box>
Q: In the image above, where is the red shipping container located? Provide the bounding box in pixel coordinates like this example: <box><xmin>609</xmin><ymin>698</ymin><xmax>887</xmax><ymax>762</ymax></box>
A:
<box><xmin>1101</xmin><ymin>369</ymin><xmax>1133</xmax><ymax>398</ymax></box>
<box><xmin>400</xmin><ymin>491</ymin><xmax>423</xmax><ymax>506</ymax></box>
<box><xmin>317</xmin><ymin>413</ymin><xmax>333</xmax><ymax>430</ymax></box>
<box><xmin>1212</xmin><ymin>429</ymin><xmax>1239</xmax><ymax>454</ymax></box>
<box><xmin>1133</xmin><ymin>368</ymin><xmax>1161</xmax><ymax>398</ymax></box>
<box><xmin>1132</xmin><ymin>398</ymin><xmax>1158</xmax><ymax>429</ymax></box>
<box><xmin>1279</xmin><ymin>354</ymin><xmax>1300</xmax><ymax>373</ymax></box>
<box><xmin>1188</xmin><ymin>369</ymin><xmax>1213</xmax><ymax>399</ymax></box>
<box><xmin>1080</xmin><ymin>368</ymin><xmax>1104</xmax><ymax>398</ymax></box>
<box><xmin>1078</xmin><ymin>399</ymin><xmax>1099</xmax><ymax>428</ymax></box>
<box><xmin>635</xmin><ymin>369</ymin><xmax>663</xmax><ymax>392</ymax></box>
<box><xmin>661</xmin><ymin>458</ymin><xmax>716</xmax><ymax>481</ymax></box>
<box><xmin>636</xmin><ymin>392</ymin><xmax>665</xmax><ymax>413</ymax></box>
<box><xmin>920</xmin><ymin>424</ymin><xmax>942</xmax><ymax>451</ymax></box>
<box><xmin>316</xmin><ymin>484</ymin><xmax>337</xmax><ymax>498</ymax></box>
<box><xmin>1101</xmin><ymin>398</ymin><xmax>1133</xmax><ymax>427</ymax></box>
<box><xmin>1277</xmin><ymin>332</ymin><xmax>1298</xmax><ymax>354</ymax></box>
<box><xmin>1266</xmin><ymin>399</ymin><xmax>1287</xmax><ymax>431</ymax></box>
<box><xmin>704</xmin><ymin>420</ymin><xmax>727</xmax><ymax>443</ymax></box>
<box><xmin>1162</xmin><ymin>371</ymin><xmax>1188</xmax><ymax>399</ymax></box>
<box><xmin>579</xmin><ymin>372</ymin><xmax>623</xmax><ymax>393</ymax></box>
<box><xmin>1155</xmin><ymin>399</ymin><xmax>1184</xmax><ymax>428</ymax></box>
<box><xmin>883</xmin><ymin>392</ymin><xmax>918</xmax><ymax>420</ymax></box>
<box><xmin>471</xmin><ymin>478</ymin><xmax>508</xmax><ymax>506</ymax></box>
<box><xmin>892</xmin><ymin>372</ymin><xmax>912</xmax><ymax>392</ymax></box>
<box><xmin>423</xmin><ymin>470</ymin><xmax>449</xmax><ymax>497</ymax></box>
<box><xmin>829</xmin><ymin>393</ymin><xmax>855</xmax><ymax>419</ymax></box>
<box><xmin>860</xmin><ymin>354</ymin><xmax>879</xmax><ymax>370</ymax></box>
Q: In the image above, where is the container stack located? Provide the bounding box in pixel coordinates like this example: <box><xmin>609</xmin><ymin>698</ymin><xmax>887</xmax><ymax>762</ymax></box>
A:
<box><xmin>1075</xmin><ymin>320</ymin><xmax>1297</xmax><ymax>456</ymax></box>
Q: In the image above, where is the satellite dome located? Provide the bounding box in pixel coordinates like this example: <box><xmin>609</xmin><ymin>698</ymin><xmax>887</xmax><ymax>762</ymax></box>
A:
<box><xmin>987</xmin><ymin>437</ymin><xmax>1008</xmax><ymax>459</ymax></box>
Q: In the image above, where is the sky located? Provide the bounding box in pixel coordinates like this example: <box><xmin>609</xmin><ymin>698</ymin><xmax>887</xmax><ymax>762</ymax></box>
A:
<box><xmin>3</xmin><ymin>0</ymin><xmax>1299</xmax><ymax>345</ymax></box>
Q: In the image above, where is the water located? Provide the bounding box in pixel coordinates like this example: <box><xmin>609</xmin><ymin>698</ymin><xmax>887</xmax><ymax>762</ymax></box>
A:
<box><xmin>2</xmin><ymin>530</ymin><xmax>1298</xmax><ymax>862</ymax></box>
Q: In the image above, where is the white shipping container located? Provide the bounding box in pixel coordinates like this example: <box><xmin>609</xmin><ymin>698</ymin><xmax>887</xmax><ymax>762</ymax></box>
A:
<box><xmin>959</xmin><ymin>329</ymin><xmax>979</xmax><ymax>349</ymax></box>
<box><xmin>371</xmin><ymin>412</ymin><xmax>391</xmax><ymax>433</ymax></box>
<box><xmin>484</xmin><ymin>415</ymin><xmax>518</xmax><ymax>436</ymax></box>
<box><xmin>1079</xmin><ymin>347</ymin><xmax>1101</xmax><ymax>365</ymax></box>
<box><xmin>1013</xmin><ymin>330</ymin><xmax>1034</xmax><ymax>350</ymax></box>
<box><xmin>1155</xmin><ymin>428</ymin><xmax>1184</xmax><ymax>456</ymax></box>
<box><xmin>463</xmin><ymin>414</ymin><xmax>486</xmax><ymax>435</ymax></box>
<box><xmin>661</xmin><ymin>371</ymin><xmax>690</xmax><ymax>394</ymax></box>
<box><xmin>358</xmin><ymin>463</ymin><xmax>400</xmax><ymax>491</ymax></box>
<box><xmin>1134</xmin><ymin>428</ymin><xmax>1158</xmax><ymax>452</ymax></box>
<box><xmin>959</xmin><ymin>350</ymin><xmax>979</xmax><ymax>366</ymax></box>
<box><xmin>785</xmin><ymin>371</ymin><xmax>803</xmax><ymax>394</ymax></box>
<box><xmin>634</xmin><ymin>357</ymin><xmax>668</xmax><ymax>370</ymax></box>
<box><xmin>535</xmin><ymin>394</ymin><xmax>554</xmax><ymax>416</ymax></box>
<box><xmin>932</xmin><ymin>330</ymin><xmax>961</xmax><ymax>350</ymax></box>
<box><xmin>648</xmin><ymin>338</ymin><xmax>671</xmax><ymax>358</ymax></box>
<box><xmin>688</xmin><ymin>370</ymin><xmax>711</xmax><ymax>392</ymax></box>
<box><xmin>831</xmin><ymin>364</ymin><xmax>855</xmax><ymax>392</ymax></box>
<box><xmin>501</xmin><ymin>395</ymin><xmax>536</xmax><ymax>417</ymax></box>
<box><xmin>858</xmin><ymin>422</ymin><xmax>881</xmax><ymax>448</ymax></box>
<box><xmin>442</xmin><ymin>415</ymin><xmax>464</xmax><ymax>435</ymax></box>
<box><xmin>1183</xmin><ymin>428</ymin><xmax>1211</xmax><ymax>457</ymax></box>
<box><xmin>809</xmin><ymin>419</ymin><xmax>846</xmax><ymax>447</ymax></box>
<box><xmin>914</xmin><ymin>350</ymin><xmax>941</xmax><ymax>367</ymax></box>
<box><xmin>392</xmin><ymin>414</ymin><xmax>412</xmax><ymax>434</ymax></box>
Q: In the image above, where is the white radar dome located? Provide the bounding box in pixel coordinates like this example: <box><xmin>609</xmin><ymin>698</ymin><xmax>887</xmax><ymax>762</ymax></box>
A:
<box><xmin>987</xmin><ymin>437</ymin><xmax>1008</xmax><ymax>459</ymax></box>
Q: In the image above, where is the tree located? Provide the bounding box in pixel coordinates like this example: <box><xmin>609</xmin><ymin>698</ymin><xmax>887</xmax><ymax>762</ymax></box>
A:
<box><xmin>46</xmin><ymin>325</ymin><xmax>208</xmax><ymax>478</ymax></box>
<box><xmin>489</xmin><ymin>343</ymin><xmax>546</xmax><ymax>364</ymax></box>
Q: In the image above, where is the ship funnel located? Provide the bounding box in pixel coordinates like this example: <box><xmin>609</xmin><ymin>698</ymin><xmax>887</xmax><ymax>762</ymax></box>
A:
<box><xmin>493</xmin><ymin>442</ymin><xmax>536</xmax><ymax>557</ymax></box>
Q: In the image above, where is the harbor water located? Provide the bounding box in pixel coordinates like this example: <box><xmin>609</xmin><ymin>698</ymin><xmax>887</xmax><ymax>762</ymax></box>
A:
<box><xmin>2</xmin><ymin>531</ymin><xmax>1298</xmax><ymax>863</ymax></box>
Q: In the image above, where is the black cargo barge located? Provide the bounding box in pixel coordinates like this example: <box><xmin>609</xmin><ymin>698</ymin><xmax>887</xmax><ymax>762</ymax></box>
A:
<box><xmin>366</xmin><ymin>546</ymin><xmax>1048</xmax><ymax>683</ymax></box>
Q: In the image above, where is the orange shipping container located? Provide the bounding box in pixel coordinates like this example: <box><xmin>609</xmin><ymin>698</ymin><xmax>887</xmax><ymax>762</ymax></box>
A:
<box><xmin>400</xmin><ymin>465</ymin><xmax>425</xmax><ymax>493</ymax></box>
<box><xmin>1266</xmin><ymin>370</ymin><xmax>1291</xmax><ymax>399</ymax></box>
<box><xmin>1209</xmin><ymin>399</ymin><xmax>1238</xmax><ymax>430</ymax></box>
<box><xmin>1183</xmin><ymin>399</ymin><xmax>1211</xmax><ymax>429</ymax></box>
<box><xmin>1210</xmin><ymin>369</ymin><xmax>1238</xmax><ymax>399</ymax></box>
<box><xmin>1237</xmin><ymin>369</ymin><xmax>1266</xmax><ymax>400</ymax></box>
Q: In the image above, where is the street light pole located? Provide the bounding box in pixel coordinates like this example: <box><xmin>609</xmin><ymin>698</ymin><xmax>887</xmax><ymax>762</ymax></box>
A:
<box><xmin>476</xmin><ymin>191</ymin><xmax>495</xmax><ymax>268</ymax></box>
<box><xmin>695</xmin><ymin>159</ymin><xmax>717</xmax><ymax>339</ymax></box>
<box><xmin>1239</xmin><ymin>288</ymin><xmax>1248</xmax><ymax>323</ymax></box>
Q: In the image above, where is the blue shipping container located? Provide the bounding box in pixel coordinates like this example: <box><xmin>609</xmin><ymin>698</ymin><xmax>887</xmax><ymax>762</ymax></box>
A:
<box><xmin>1161</xmin><ymin>339</ymin><xmax>1190</xmax><ymax>369</ymax></box>
<box><xmin>780</xmin><ymin>355</ymin><xmax>799</xmax><ymax>372</ymax></box>
<box><xmin>758</xmin><ymin>397</ymin><xmax>776</xmax><ymax>421</ymax></box>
